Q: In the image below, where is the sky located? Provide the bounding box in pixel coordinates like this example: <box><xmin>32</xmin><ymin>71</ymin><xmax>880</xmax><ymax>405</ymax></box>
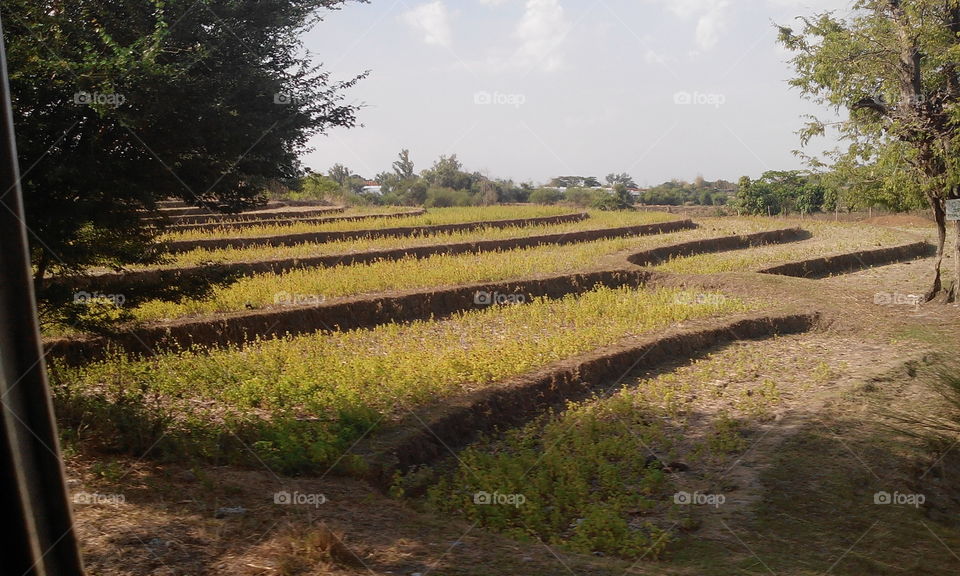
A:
<box><xmin>300</xmin><ymin>0</ymin><xmax>851</xmax><ymax>186</ymax></box>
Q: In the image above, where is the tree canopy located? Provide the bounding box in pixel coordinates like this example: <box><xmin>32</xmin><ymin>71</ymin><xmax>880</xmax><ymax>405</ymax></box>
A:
<box><xmin>780</xmin><ymin>0</ymin><xmax>960</xmax><ymax>299</ymax></box>
<box><xmin>2</xmin><ymin>0</ymin><xmax>366</xmax><ymax>301</ymax></box>
<box><xmin>734</xmin><ymin>171</ymin><xmax>826</xmax><ymax>216</ymax></box>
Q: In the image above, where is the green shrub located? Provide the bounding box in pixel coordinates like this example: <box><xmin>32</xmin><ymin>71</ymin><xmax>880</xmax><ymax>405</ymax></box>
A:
<box><xmin>425</xmin><ymin>186</ymin><xmax>475</xmax><ymax>207</ymax></box>
<box><xmin>528</xmin><ymin>187</ymin><xmax>565</xmax><ymax>205</ymax></box>
<box><xmin>592</xmin><ymin>186</ymin><xmax>634</xmax><ymax>211</ymax></box>
<box><xmin>563</xmin><ymin>187</ymin><xmax>601</xmax><ymax>207</ymax></box>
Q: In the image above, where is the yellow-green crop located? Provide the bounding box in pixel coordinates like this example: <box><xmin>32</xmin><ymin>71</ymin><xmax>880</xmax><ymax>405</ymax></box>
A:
<box><xmin>51</xmin><ymin>286</ymin><xmax>748</xmax><ymax>473</ymax></box>
<box><xmin>162</xmin><ymin>205</ymin><xmax>578</xmax><ymax>242</ymax></box>
<box><xmin>423</xmin><ymin>334</ymin><xmax>835</xmax><ymax>560</ymax></box>
<box><xmin>655</xmin><ymin>221</ymin><xmax>921</xmax><ymax>274</ymax></box>
<box><xmin>129</xmin><ymin>216</ymin><xmax>781</xmax><ymax>322</ymax></box>
<box><xmin>135</xmin><ymin>210</ymin><xmax>680</xmax><ymax>270</ymax></box>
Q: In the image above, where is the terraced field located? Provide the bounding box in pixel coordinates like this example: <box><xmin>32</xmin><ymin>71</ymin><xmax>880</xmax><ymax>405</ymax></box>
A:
<box><xmin>55</xmin><ymin>206</ymin><xmax>960</xmax><ymax>576</ymax></box>
<box><xmin>161</xmin><ymin>205</ymin><xmax>577</xmax><ymax>242</ymax></box>
<box><xmin>654</xmin><ymin>221</ymin><xmax>925</xmax><ymax>274</ymax></box>
<box><xmin>128</xmin><ymin>216</ymin><xmax>769</xmax><ymax>322</ymax></box>
<box><xmin>52</xmin><ymin>286</ymin><xmax>746</xmax><ymax>472</ymax></box>
<box><xmin>134</xmin><ymin>209</ymin><xmax>681</xmax><ymax>269</ymax></box>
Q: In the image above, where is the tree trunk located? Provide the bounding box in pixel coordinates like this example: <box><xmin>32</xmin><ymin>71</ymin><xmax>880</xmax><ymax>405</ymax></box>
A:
<box><xmin>954</xmin><ymin>220</ymin><xmax>960</xmax><ymax>303</ymax></box>
<box><xmin>33</xmin><ymin>250</ymin><xmax>48</xmax><ymax>294</ymax></box>
<box><xmin>926</xmin><ymin>196</ymin><xmax>946</xmax><ymax>301</ymax></box>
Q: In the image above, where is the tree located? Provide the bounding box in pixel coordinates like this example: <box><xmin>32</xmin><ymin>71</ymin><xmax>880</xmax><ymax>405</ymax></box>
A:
<box><xmin>779</xmin><ymin>0</ymin><xmax>960</xmax><ymax>300</ymax></box>
<box><xmin>593</xmin><ymin>184</ymin><xmax>634</xmax><ymax>211</ymax></box>
<box><xmin>302</xmin><ymin>173</ymin><xmax>342</xmax><ymax>200</ymax></box>
<box><xmin>421</xmin><ymin>154</ymin><xmax>475</xmax><ymax>190</ymax></box>
<box><xmin>605</xmin><ymin>172</ymin><xmax>637</xmax><ymax>189</ymax></box>
<box><xmin>474</xmin><ymin>178</ymin><xmax>500</xmax><ymax>205</ymax></box>
<box><xmin>3</xmin><ymin>0</ymin><xmax>367</xmax><ymax>316</ymax></box>
<box><xmin>795</xmin><ymin>180</ymin><xmax>826</xmax><ymax>215</ymax></box>
<box><xmin>733</xmin><ymin>171</ymin><xmax>825</xmax><ymax>216</ymax></box>
<box><xmin>549</xmin><ymin>176</ymin><xmax>601</xmax><ymax>188</ymax></box>
<box><xmin>392</xmin><ymin>148</ymin><xmax>415</xmax><ymax>179</ymax></box>
<box><xmin>735</xmin><ymin>176</ymin><xmax>780</xmax><ymax>215</ymax></box>
<box><xmin>328</xmin><ymin>163</ymin><xmax>353</xmax><ymax>186</ymax></box>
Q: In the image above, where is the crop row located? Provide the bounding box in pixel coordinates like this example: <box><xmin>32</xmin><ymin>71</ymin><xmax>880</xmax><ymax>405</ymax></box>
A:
<box><xmin>163</xmin><ymin>213</ymin><xmax>593</xmax><ymax>253</ymax></box>
<box><xmin>165</xmin><ymin>207</ymin><xmax>424</xmax><ymax>233</ymax></box>
<box><xmin>55</xmin><ymin>215</ymin><xmax>690</xmax><ymax>301</ymax></box>
<box><xmin>130</xmin><ymin>228</ymin><xmax>698</xmax><ymax>322</ymax></box>
<box><xmin>158</xmin><ymin>205</ymin><xmax>344</xmax><ymax>225</ymax></box>
<box><xmin>161</xmin><ymin>205</ymin><xmax>577</xmax><ymax>242</ymax></box>
<box><xmin>654</xmin><ymin>222</ymin><xmax>924</xmax><ymax>273</ymax></box>
<box><xmin>47</xmin><ymin>270</ymin><xmax>654</xmax><ymax>363</ymax></box>
<box><xmin>51</xmin><ymin>286</ymin><xmax>748</xmax><ymax>474</ymax></box>
<box><xmin>114</xmin><ymin>220</ymin><xmax>827</xmax><ymax>322</ymax></box>
<box><xmin>142</xmin><ymin>210</ymin><xmax>683</xmax><ymax>269</ymax></box>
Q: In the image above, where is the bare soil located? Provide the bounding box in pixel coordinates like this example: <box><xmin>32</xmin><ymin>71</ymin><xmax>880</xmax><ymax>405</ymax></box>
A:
<box><xmin>863</xmin><ymin>214</ymin><xmax>937</xmax><ymax>227</ymax></box>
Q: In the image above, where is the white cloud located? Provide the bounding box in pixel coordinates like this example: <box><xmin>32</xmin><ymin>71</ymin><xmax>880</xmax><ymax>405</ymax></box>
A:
<box><xmin>652</xmin><ymin>0</ymin><xmax>730</xmax><ymax>52</ymax></box>
<box><xmin>478</xmin><ymin>0</ymin><xmax>511</xmax><ymax>6</ymax></box>
<box><xmin>402</xmin><ymin>1</ymin><xmax>453</xmax><ymax>48</ymax></box>
<box><xmin>514</xmin><ymin>0</ymin><xmax>571</xmax><ymax>71</ymax></box>
<box><xmin>644</xmin><ymin>48</ymin><xmax>669</xmax><ymax>65</ymax></box>
<box><xmin>662</xmin><ymin>0</ymin><xmax>709</xmax><ymax>19</ymax></box>
<box><xmin>695</xmin><ymin>1</ymin><xmax>728</xmax><ymax>51</ymax></box>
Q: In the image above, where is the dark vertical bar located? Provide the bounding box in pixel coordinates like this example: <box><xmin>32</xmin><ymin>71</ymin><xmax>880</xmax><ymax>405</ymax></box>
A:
<box><xmin>0</xmin><ymin>14</ymin><xmax>85</xmax><ymax>576</ymax></box>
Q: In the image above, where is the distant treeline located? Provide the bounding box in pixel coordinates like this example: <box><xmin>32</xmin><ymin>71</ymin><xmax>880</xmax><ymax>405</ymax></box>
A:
<box><xmin>284</xmin><ymin>151</ymin><xmax>852</xmax><ymax>216</ymax></box>
<box><xmin>634</xmin><ymin>177</ymin><xmax>736</xmax><ymax>206</ymax></box>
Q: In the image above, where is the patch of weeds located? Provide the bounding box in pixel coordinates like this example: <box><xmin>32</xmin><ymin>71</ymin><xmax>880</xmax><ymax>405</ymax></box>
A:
<box><xmin>707</xmin><ymin>414</ymin><xmax>746</xmax><ymax>454</ymax></box>
<box><xmin>423</xmin><ymin>397</ymin><xmax>675</xmax><ymax>560</ymax></box>
<box><xmin>736</xmin><ymin>378</ymin><xmax>781</xmax><ymax>417</ymax></box>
